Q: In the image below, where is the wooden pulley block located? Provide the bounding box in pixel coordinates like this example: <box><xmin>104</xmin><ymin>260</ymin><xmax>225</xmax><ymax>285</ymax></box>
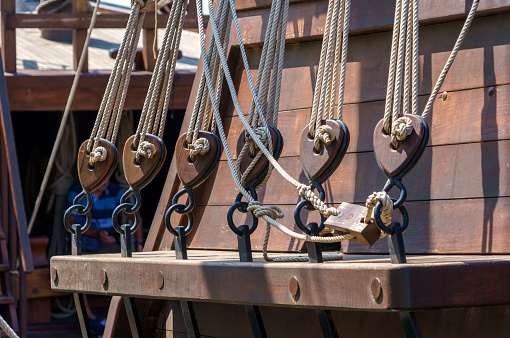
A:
<box><xmin>299</xmin><ymin>119</ymin><xmax>350</xmax><ymax>183</ymax></box>
<box><xmin>77</xmin><ymin>138</ymin><xmax>118</xmax><ymax>193</ymax></box>
<box><xmin>175</xmin><ymin>131</ymin><xmax>222</xmax><ymax>188</ymax></box>
<box><xmin>373</xmin><ymin>114</ymin><xmax>429</xmax><ymax>179</ymax></box>
<box><xmin>235</xmin><ymin>126</ymin><xmax>283</xmax><ymax>187</ymax></box>
<box><xmin>324</xmin><ymin>203</ymin><xmax>381</xmax><ymax>246</ymax></box>
<box><xmin>123</xmin><ymin>134</ymin><xmax>166</xmax><ymax>190</ymax></box>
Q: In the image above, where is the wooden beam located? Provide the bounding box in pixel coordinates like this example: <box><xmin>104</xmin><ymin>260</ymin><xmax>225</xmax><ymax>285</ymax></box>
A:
<box><xmin>4</xmin><ymin>13</ymin><xmax>198</xmax><ymax>30</ymax></box>
<box><xmin>50</xmin><ymin>251</ymin><xmax>510</xmax><ymax>310</ymax></box>
<box><xmin>5</xmin><ymin>70</ymin><xmax>195</xmax><ymax>111</ymax></box>
<box><xmin>0</xmin><ymin>51</ymin><xmax>33</xmax><ymax>272</ymax></box>
<box><xmin>1</xmin><ymin>0</ymin><xmax>16</xmax><ymax>73</ymax></box>
<box><xmin>72</xmin><ymin>0</ymin><xmax>89</xmax><ymax>72</ymax></box>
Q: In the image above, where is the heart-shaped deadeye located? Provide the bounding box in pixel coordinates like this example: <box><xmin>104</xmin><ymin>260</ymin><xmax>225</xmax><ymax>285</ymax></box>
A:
<box><xmin>175</xmin><ymin>131</ymin><xmax>222</xmax><ymax>188</ymax></box>
<box><xmin>373</xmin><ymin>114</ymin><xmax>429</xmax><ymax>179</ymax></box>
<box><xmin>77</xmin><ymin>138</ymin><xmax>118</xmax><ymax>193</ymax></box>
<box><xmin>236</xmin><ymin>126</ymin><xmax>283</xmax><ymax>187</ymax></box>
<box><xmin>299</xmin><ymin>119</ymin><xmax>349</xmax><ymax>183</ymax></box>
<box><xmin>123</xmin><ymin>134</ymin><xmax>166</xmax><ymax>190</ymax></box>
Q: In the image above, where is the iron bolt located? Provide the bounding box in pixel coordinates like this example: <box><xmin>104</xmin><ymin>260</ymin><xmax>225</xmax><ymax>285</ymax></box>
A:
<box><xmin>488</xmin><ymin>87</ymin><xmax>495</xmax><ymax>97</ymax></box>
<box><xmin>157</xmin><ymin>271</ymin><xmax>165</xmax><ymax>290</ymax></box>
<box><xmin>441</xmin><ymin>91</ymin><xmax>448</xmax><ymax>101</ymax></box>
<box><xmin>51</xmin><ymin>267</ymin><xmax>58</xmax><ymax>283</ymax></box>
<box><xmin>289</xmin><ymin>276</ymin><xmax>300</xmax><ymax>299</ymax></box>
<box><xmin>100</xmin><ymin>269</ymin><xmax>108</xmax><ymax>287</ymax></box>
<box><xmin>371</xmin><ymin>278</ymin><xmax>382</xmax><ymax>301</ymax></box>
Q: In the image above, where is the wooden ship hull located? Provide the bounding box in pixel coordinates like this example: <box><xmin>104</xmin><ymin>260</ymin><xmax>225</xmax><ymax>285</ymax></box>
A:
<box><xmin>38</xmin><ymin>0</ymin><xmax>510</xmax><ymax>336</ymax></box>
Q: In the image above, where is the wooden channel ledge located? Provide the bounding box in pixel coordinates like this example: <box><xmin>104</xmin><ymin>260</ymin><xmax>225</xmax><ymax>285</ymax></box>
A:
<box><xmin>50</xmin><ymin>251</ymin><xmax>510</xmax><ymax>311</ymax></box>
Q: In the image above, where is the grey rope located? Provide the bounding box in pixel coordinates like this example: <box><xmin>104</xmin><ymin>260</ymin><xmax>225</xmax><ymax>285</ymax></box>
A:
<box><xmin>0</xmin><ymin>314</ymin><xmax>18</xmax><ymax>338</ymax></box>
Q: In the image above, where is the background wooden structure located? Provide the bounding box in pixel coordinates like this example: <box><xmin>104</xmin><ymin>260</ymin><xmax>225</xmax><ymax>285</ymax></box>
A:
<box><xmin>1</xmin><ymin>0</ymin><xmax>200</xmax><ymax>112</ymax></box>
<box><xmin>50</xmin><ymin>0</ymin><xmax>510</xmax><ymax>336</ymax></box>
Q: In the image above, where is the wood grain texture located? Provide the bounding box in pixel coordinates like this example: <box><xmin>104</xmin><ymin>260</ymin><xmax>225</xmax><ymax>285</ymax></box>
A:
<box><xmin>51</xmin><ymin>251</ymin><xmax>510</xmax><ymax>309</ymax></box>
<box><xmin>231</xmin><ymin>13</ymin><xmax>510</xmax><ymax>110</ymax></box>
<box><xmin>159</xmin><ymin>302</ymin><xmax>510</xmax><ymax>338</ymax></box>
<box><xmin>5</xmin><ymin>70</ymin><xmax>195</xmax><ymax>111</ymax></box>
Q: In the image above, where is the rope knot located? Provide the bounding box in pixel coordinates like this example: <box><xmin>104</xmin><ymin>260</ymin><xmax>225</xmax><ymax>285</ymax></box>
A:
<box><xmin>137</xmin><ymin>140</ymin><xmax>156</xmax><ymax>159</ymax></box>
<box><xmin>245</xmin><ymin>127</ymin><xmax>270</xmax><ymax>157</ymax></box>
<box><xmin>89</xmin><ymin>146</ymin><xmax>107</xmax><ymax>164</ymax></box>
<box><xmin>297</xmin><ymin>184</ymin><xmax>339</xmax><ymax>218</ymax></box>
<box><xmin>188</xmin><ymin>137</ymin><xmax>210</xmax><ymax>161</ymax></box>
<box><xmin>365</xmin><ymin>191</ymin><xmax>393</xmax><ymax>226</ymax></box>
<box><xmin>133</xmin><ymin>0</ymin><xmax>151</xmax><ymax>13</ymax></box>
<box><xmin>314</xmin><ymin>125</ymin><xmax>335</xmax><ymax>152</ymax></box>
<box><xmin>391</xmin><ymin>116</ymin><xmax>413</xmax><ymax>149</ymax></box>
<box><xmin>247</xmin><ymin>201</ymin><xmax>284</xmax><ymax>220</ymax></box>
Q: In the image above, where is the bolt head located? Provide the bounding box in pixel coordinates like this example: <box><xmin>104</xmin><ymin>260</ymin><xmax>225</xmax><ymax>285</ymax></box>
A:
<box><xmin>51</xmin><ymin>267</ymin><xmax>58</xmax><ymax>283</ymax></box>
<box><xmin>100</xmin><ymin>269</ymin><xmax>108</xmax><ymax>286</ymax></box>
<box><xmin>157</xmin><ymin>271</ymin><xmax>164</xmax><ymax>290</ymax></box>
<box><xmin>289</xmin><ymin>276</ymin><xmax>299</xmax><ymax>297</ymax></box>
<box><xmin>371</xmin><ymin>278</ymin><xmax>382</xmax><ymax>301</ymax></box>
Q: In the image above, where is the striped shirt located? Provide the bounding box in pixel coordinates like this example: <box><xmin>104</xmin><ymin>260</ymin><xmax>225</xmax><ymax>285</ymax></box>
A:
<box><xmin>67</xmin><ymin>182</ymin><xmax>125</xmax><ymax>252</ymax></box>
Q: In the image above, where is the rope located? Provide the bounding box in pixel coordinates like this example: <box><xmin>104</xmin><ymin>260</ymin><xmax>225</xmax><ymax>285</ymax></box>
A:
<box><xmin>0</xmin><ymin>314</ymin><xmax>18</xmax><ymax>338</ymax></box>
<box><xmin>309</xmin><ymin>0</ymin><xmax>351</xmax><ymax>140</ymax></box>
<box><xmin>35</xmin><ymin>0</ymin><xmax>72</xmax><ymax>14</ymax></box>
<box><xmin>27</xmin><ymin>0</ymin><xmax>101</xmax><ymax>234</ymax></box>
<box><xmin>364</xmin><ymin>0</ymin><xmax>479</xmax><ymax>233</ymax></box>
<box><xmin>421</xmin><ymin>0</ymin><xmax>479</xmax><ymax>119</ymax></box>
<box><xmin>134</xmin><ymin>0</ymin><xmax>188</xmax><ymax>163</ymax></box>
<box><xmin>87</xmin><ymin>0</ymin><xmax>152</xmax><ymax>162</ymax></box>
<box><xmin>196</xmin><ymin>0</ymin><xmax>353</xmax><ymax>247</ymax></box>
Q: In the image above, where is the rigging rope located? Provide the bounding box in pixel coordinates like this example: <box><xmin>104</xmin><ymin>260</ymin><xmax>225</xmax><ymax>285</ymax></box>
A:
<box><xmin>195</xmin><ymin>0</ymin><xmax>354</xmax><ymax>245</ymax></box>
<box><xmin>132</xmin><ymin>0</ymin><xmax>187</xmax><ymax>160</ymax></box>
<box><xmin>86</xmin><ymin>0</ymin><xmax>152</xmax><ymax>161</ymax></box>
<box><xmin>364</xmin><ymin>0</ymin><xmax>479</xmax><ymax>225</ymax></box>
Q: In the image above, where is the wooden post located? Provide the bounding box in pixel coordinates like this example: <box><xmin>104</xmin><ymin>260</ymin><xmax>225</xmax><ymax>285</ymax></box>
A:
<box><xmin>72</xmin><ymin>0</ymin><xmax>89</xmax><ymax>72</ymax></box>
<box><xmin>142</xmin><ymin>1</ymin><xmax>156</xmax><ymax>71</ymax></box>
<box><xmin>1</xmin><ymin>0</ymin><xmax>16</xmax><ymax>73</ymax></box>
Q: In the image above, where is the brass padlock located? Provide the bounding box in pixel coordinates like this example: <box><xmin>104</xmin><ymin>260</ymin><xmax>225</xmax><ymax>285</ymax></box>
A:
<box><xmin>324</xmin><ymin>202</ymin><xmax>381</xmax><ymax>246</ymax></box>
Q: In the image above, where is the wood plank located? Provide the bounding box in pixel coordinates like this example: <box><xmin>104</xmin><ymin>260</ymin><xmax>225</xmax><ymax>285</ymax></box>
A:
<box><xmin>50</xmin><ymin>251</ymin><xmax>510</xmax><ymax>310</ymax></box>
<box><xmin>159</xmin><ymin>303</ymin><xmax>510</xmax><ymax>338</ymax></box>
<box><xmin>198</xmin><ymin>139</ymin><xmax>510</xmax><ymax>207</ymax></box>
<box><xmin>3</xmin><ymin>13</ymin><xmax>198</xmax><ymax>30</ymax></box>
<box><xmin>5</xmin><ymin>70</ymin><xmax>195</xmax><ymax>111</ymax></box>
<box><xmin>231</xmin><ymin>13</ymin><xmax>510</xmax><ymax>111</ymax></box>
<box><xmin>221</xmin><ymin>83</ymin><xmax>510</xmax><ymax>159</ymax></box>
<box><xmin>233</xmin><ymin>0</ymin><xmax>510</xmax><ymax>45</ymax></box>
<box><xmin>344</xmin><ymin>197</ymin><xmax>510</xmax><ymax>254</ymax></box>
<box><xmin>1</xmin><ymin>1</ymin><xmax>17</xmax><ymax>73</ymax></box>
<box><xmin>185</xmin><ymin>196</ymin><xmax>510</xmax><ymax>253</ymax></box>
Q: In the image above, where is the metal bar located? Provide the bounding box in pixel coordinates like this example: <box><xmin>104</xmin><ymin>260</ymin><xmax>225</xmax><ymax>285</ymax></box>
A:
<box><xmin>245</xmin><ymin>305</ymin><xmax>266</xmax><ymax>338</ymax></box>
<box><xmin>174</xmin><ymin>226</ymin><xmax>187</xmax><ymax>260</ymax></box>
<box><xmin>238</xmin><ymin>225</ymin><xmax>267</xmax><ymax>338</ymax></box>
<box><xmin>121</xmin><ymin>225</ymin><xmax>132</xmax><ymax>258</ymax></box>
<box><xmin>73</xmin><ymin>293</ymin><xmax>92</xmax><ymax>338</ymax></box>
<box><xmin>307</xmin><ymin>222</ymin><xmax>323</xmax><ymax>263</ymax></box>
<box><xmin>123</xmin><ymin>297</ymin><xmax>144</xmax><ymax>338</ymax></box>
<box><xmin>174</xmin><ymin>226</ymin><xmax>200</xmax><ymax>337</ymax></box>
<box><xmin>307</xmin><ymin>224</ymin><xmax>339</xmax><ymax>338</ymax></box>
<box><xmin>180</xmin><ymin>301</ymin><xmax>200</xmax><ymax>338</ymax></box>
<box><xmin>71</xmin><ymin>227</ymin><xmax>92</xmax><ymax>337</ymax></box>
<box><xmin>400</xmin><ymin>312</ymin><xmax>423</xmax><ymax>338</ymax></box>
<box><xmin>316</xmin><ymin>310</ymin><xmax>339</xmax><ymax>338</ymax></box>
<box><xmin>386</xmin><ymin>223</ymin><xmax>423</xmax><ymax>338</ymax></box>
